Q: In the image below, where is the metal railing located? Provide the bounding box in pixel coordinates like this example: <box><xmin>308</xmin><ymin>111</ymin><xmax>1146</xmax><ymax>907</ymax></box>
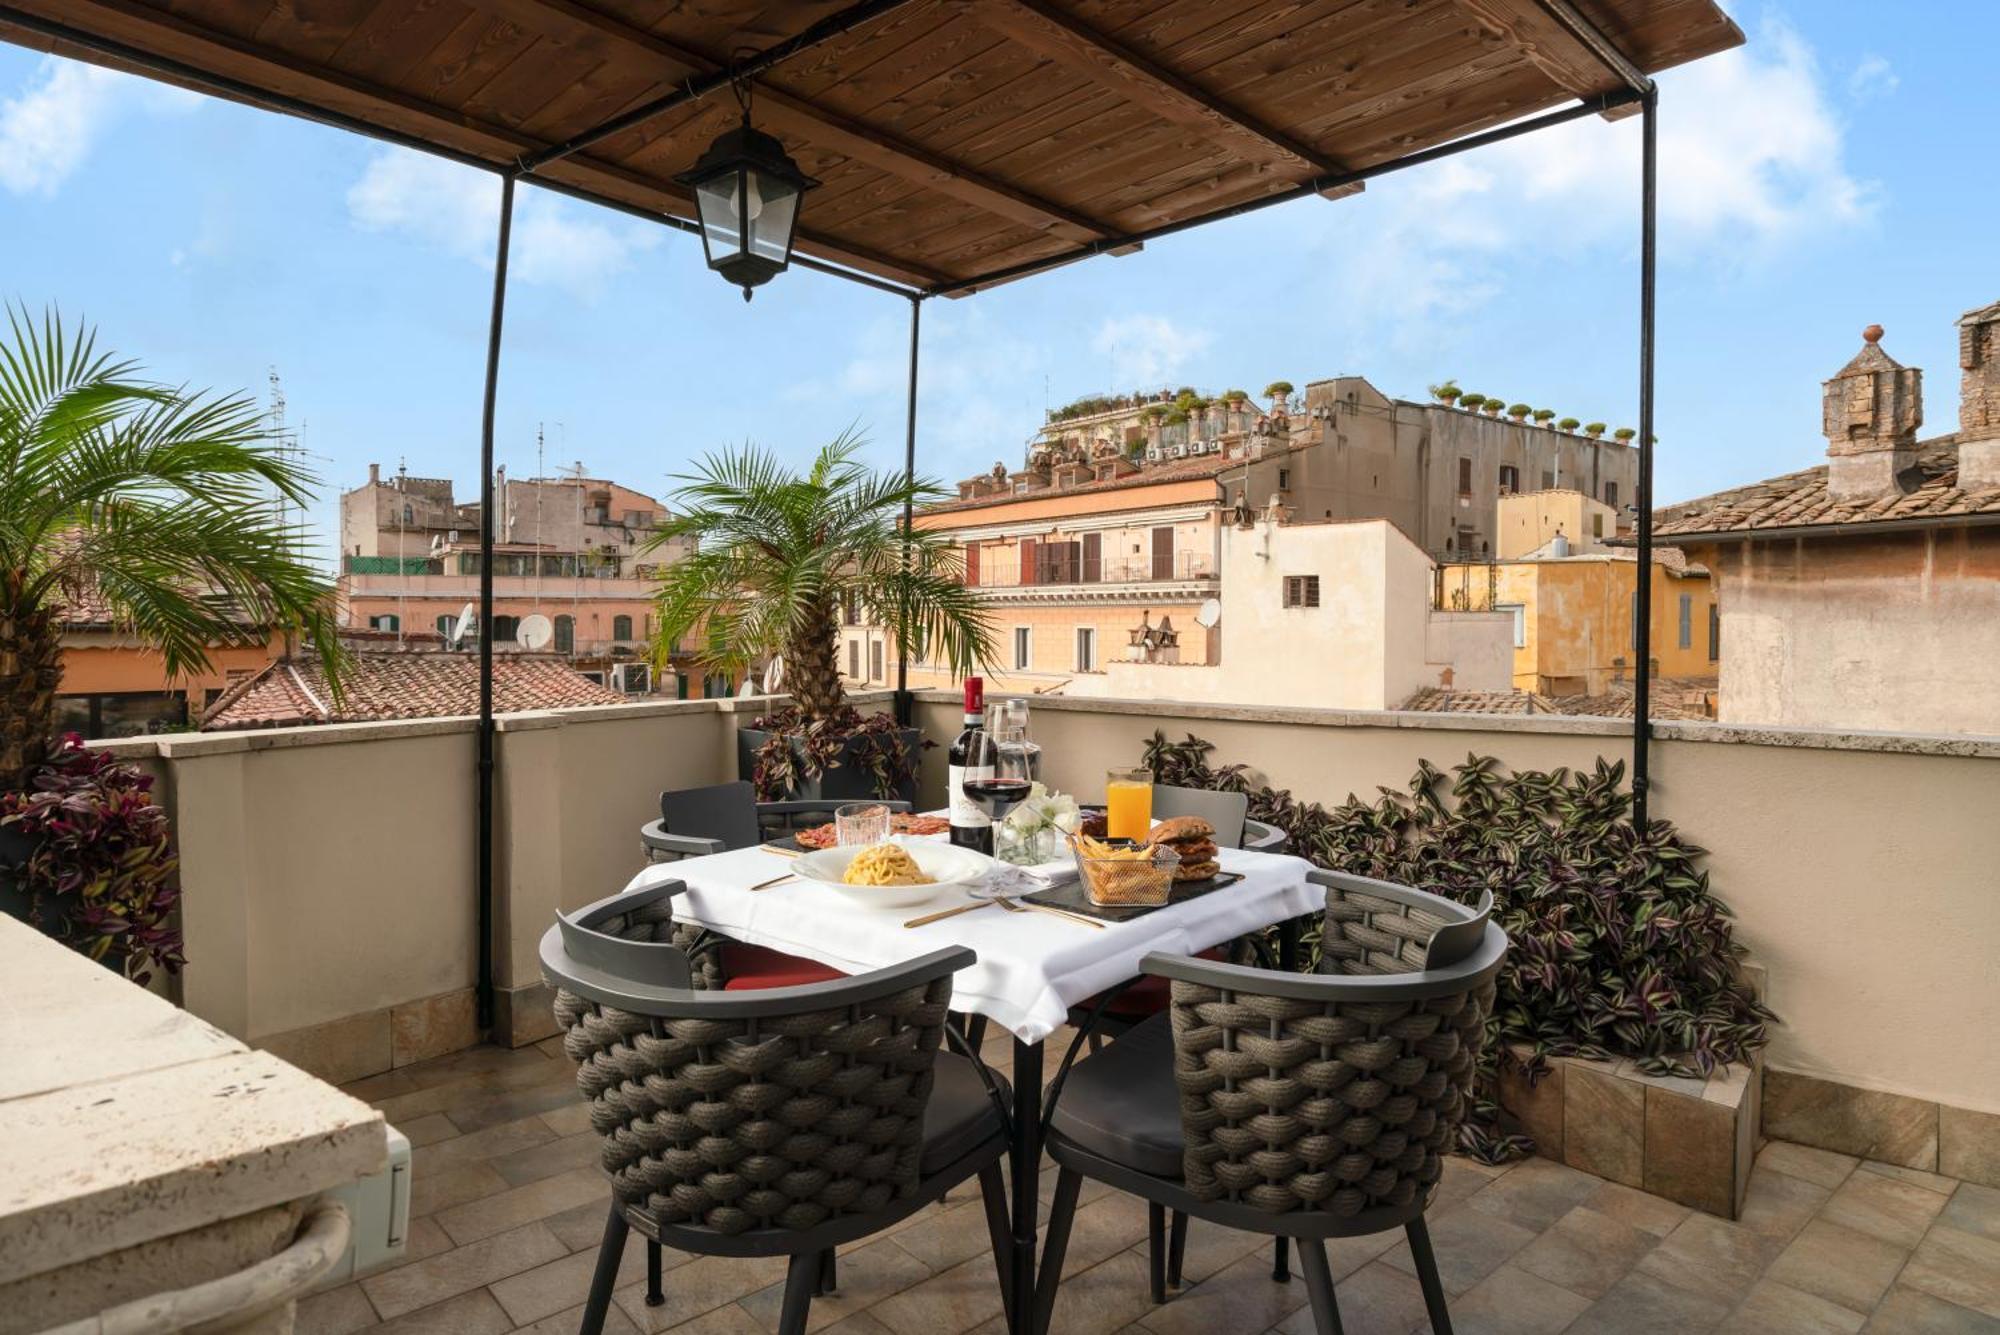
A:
<box><xmin>967</xmin><ymin>548</ymin><xmax>1215</xmax><ymax>588</ymax></box>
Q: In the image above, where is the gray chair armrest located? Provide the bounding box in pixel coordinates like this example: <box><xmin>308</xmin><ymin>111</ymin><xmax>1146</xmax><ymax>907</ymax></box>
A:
<box><xmin>641</xmin><ymin>819</ymin><xmax>726</xmax><ymax>861</ymax></box>
<box><xmin>1242</xmin><ymin>818</ymin><xmax>1287</xmax><ymax>853</ymax></box>
<box><xmin>759</xmin><ymin>799</ymin><xmax>914</xmax><ymax>819</ymax></box>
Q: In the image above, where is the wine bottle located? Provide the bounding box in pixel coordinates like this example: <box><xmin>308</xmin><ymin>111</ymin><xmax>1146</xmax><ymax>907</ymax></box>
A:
<box><xmin>948</xmin><ymin>677</ymin><xmax>993</xmax><ymax>853</ymax></box>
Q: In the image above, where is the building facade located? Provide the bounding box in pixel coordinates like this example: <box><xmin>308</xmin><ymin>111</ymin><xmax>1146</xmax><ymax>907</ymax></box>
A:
<box><xmin>1438</xmin><ymin>492</ymin><xmax>1718</xmax><ymax>699</ymax></box>
<box><xmin>1655</xmin><ymin>308</ymin><xmax>2000</xmax><ymax>735</ymax></box>
<box><xmin>337</xmin><ymin>464</ymin><xmax>717</xmax><ymax>698</ymax></box>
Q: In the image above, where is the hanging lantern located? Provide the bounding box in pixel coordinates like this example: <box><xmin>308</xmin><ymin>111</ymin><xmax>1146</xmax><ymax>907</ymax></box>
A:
<box><xmin>675</xmin><ymin>80</ymin><xmax>818</xmax><ymax>301</ymax></box>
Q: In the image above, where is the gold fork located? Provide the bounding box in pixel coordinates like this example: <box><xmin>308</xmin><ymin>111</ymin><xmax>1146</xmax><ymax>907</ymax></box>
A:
<box><xmin>993</xmin><ymin>896</ymin><xmax>1106</xmax><ymax>930</ymax></box>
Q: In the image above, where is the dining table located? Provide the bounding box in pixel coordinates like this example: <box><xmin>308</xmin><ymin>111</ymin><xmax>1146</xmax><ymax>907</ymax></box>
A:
<box><xmin>620</xmin><ymin>817</ymin><xmax>1320</xmax><ymax>1335</ymax></box>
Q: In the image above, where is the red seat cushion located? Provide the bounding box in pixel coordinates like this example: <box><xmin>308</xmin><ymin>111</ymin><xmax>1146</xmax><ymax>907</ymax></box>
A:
<box><xmin>719</xmin><ymin>943</ymin><xmax>843</xmax><ymax>991</ymax></box>
<box><xmin>1093</xmin><ymin>947</ymin><xmax>1227</xmax><ymax>1016</ymax></box>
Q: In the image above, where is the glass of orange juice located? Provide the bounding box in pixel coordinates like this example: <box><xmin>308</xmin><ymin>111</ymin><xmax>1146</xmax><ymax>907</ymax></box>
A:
<box><xmin>1105</xmin><ymin>768</ymin><xmax>1154</xmax><ymax>841</ymax></box>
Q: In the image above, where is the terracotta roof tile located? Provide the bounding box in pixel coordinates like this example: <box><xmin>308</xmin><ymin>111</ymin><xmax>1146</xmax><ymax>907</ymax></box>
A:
<box><xmin>201</xmin><ymin>650</ymin><xmax>626</xmax><ymax>730</ymax></box>
<box><xmin>1654</xmin><ymin>440</ymin><xmax>2000</xmax><ymax>538</ymax></box>
<box><xmin>1401</xmin><ymin>678</ymin><xmax>1714</xmax><ymax>722</ymax></box>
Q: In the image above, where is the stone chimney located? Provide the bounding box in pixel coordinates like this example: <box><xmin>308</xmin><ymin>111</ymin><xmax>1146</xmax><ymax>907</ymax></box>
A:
<box><xmin>368</xmin><ymin>462</ymin><xmax>381</xmax><ymax>487</ymax></box>
<box><xmin>1957</xmin><ymin>299</ymin><xmax>2000</xmax><ymax>492</ymax></box>
<box><xmin>1823</xmin><ymin>325</ymin><xmax>1922</xmax><ymax>502</ymax></box>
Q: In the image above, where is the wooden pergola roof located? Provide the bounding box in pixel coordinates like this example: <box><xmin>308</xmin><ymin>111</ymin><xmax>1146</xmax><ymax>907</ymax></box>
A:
<box><xmin>0</xmin><ymin>0</ymin><xmax>1740</xmax><ymax>296</ymax></box>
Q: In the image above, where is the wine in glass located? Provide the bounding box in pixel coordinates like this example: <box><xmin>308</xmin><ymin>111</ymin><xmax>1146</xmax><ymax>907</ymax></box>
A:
<box><xmin>959</xmin><ymin>730</ymin><xmax>1033</xmax><ymax>852</ymax></box>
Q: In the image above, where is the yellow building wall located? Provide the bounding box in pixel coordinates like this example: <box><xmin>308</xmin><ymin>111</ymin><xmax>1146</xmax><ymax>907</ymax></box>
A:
<box><xmin>848</xmin><ymin>601</ymin><xmax>1210</xmax><ymax>697</ymax></box>
<box><xmin>1495</xmin><ymin>490</ymin><xmax>1617</xmax><ymax>558</ymax></box>
<box><xmin>1445</xmin><ymin>558</ymin><xmax>1717</xmax><ymax>694</ymax></box>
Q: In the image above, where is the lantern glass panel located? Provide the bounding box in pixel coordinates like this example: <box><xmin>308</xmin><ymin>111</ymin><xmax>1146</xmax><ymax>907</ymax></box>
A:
<box><xmin>694</xmin><ymin>173</ymin><xmax>744</xmax><ymax>264</ymax></box>
<box><xmin>746</xmin><ymin>180</ymin><xmax>798</xmax><ymax>264</ymax></box>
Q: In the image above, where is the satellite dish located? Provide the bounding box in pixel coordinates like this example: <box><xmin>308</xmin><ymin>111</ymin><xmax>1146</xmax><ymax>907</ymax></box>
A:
<box><xmin>516</xmin><ymin>613</ymin><xmax>553</xmax><ymax>651</ymax></box>
<box><xmin>736</xmin><ymin>677</ymin><xmax>759</xmax><ymax>699</ymax></box>
<box><xmin>1195</xmin><ymin>598</ymin><xmax>1223</xmax><ymax>629</ymax></box>
<box><xmin>448</xmin><ymin>602</ymin><xmax>476</xmax><ymax>647</ymax></box>
<box><xmin>764</xmin><ymin>654</ymin><xmax>784</xmax><ymax>691</ymax></box>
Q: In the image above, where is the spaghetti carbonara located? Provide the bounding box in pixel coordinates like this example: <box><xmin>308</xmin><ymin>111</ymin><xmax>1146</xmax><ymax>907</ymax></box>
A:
<box><xmin>842</xmin><ymin>844</ymin><xmax>933</xmax><ymax>887</ymax></box>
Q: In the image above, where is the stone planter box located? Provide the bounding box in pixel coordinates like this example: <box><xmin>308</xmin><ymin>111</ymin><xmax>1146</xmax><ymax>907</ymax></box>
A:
<box><xmin>1497</xmin><ymin>1044</ymin><xmax>1763</xmax><ymax>1219</ymax></box>
<box><xmin>736</xmin><ymin>726</ymin><xmax>921</xmax><ymax>803</ymax></box>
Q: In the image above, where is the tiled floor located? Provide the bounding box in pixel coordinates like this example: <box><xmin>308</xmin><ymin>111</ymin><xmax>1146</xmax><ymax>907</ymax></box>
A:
<box><xmin>306</xmin><ymin>1039</ymin><xmax>2000</xmax><ymax>1335</ymax></box>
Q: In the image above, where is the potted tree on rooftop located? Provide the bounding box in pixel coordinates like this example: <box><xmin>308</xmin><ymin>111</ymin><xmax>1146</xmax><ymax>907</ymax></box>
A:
<box><xmin>647</xmin><ymin>432</ymin><xmax>995</xmax><ymax>802</ymax></box>
<box><xmin>0</xmin><ymin>307</ymin><xmax>343</xmax><ymax>981</ymax></box>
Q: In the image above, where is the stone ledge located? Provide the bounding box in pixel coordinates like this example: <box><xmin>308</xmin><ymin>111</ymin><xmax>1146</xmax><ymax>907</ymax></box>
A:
<box><xmin>1497</xmin><ymin>1045</ymin><xmax>1762</xmax><ymax>1219</ymax></box>
<box><xmin>1762</xmin><ymin>1068</ymin><xmax>2000</xmax><ymax>1190</ymax></box>
<box><xmin>255</xmin><ymin>987</ymin><xmax>481</xmax><ymax>1086</ymax></box>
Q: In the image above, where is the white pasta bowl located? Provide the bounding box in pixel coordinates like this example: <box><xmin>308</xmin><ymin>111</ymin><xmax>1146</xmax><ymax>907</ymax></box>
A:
<box><xmin>790</xmin><ymin>838</ymin><xmax>994</xmax><ymax>909</ymax></box>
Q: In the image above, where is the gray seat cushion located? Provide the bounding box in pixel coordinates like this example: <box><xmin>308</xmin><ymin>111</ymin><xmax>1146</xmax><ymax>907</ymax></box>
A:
<box><xmin>921</xmin><ymin>1053</ymin><xmax>1010</xmax><ymax>1175</ymax></box>
<box><xmin>1048</xmin><ymin>1011</ymin><xmax>1184</xmax><ymax>1177</ymax></box>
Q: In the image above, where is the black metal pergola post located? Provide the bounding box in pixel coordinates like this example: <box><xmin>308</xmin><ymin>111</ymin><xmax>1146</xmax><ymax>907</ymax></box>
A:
<box><xmin>473</xmin><ymin>173</ymin><xmax>515</xmax><ymax>1031</ymax></box>
<box><xmin>1631</xmin><ymin>88</ymin><xmax>1660</xmax><ymax>830</ymax></box>
<box><xmin>894</xmin><ymin>294</ymin><xmax>924</xmax><ymax>727</ymax></box>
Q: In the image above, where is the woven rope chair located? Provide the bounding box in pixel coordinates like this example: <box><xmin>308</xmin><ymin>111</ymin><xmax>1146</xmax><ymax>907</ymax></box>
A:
<box><xmin>541</xmin><ymin>883</ymin><xmax>1013</xmax><ymax>1335</ymax></box>
<box><xmin>1038</xmin><ymin>871</ymin><xmax>1505</xmax><ymax>1335</ymax></box>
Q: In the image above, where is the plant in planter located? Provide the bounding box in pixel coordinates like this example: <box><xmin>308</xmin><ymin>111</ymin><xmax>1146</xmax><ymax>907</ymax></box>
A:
<box><xmin>1</xmin><ymin>735</ymin><xmax>184</xmax><ymax>985</ymax></box>
<box><xmin>1263</xmin><ymin>379</ymin><xmax>1294</xmax><ymax>407</ymax></box>
<box><xmin>1457</xmin><ymin>393</ymin><xmax>1485</xmax><ymax>412</ymax></box>
<box><xmin>1613</xmin><ymin>426</ymin><xmax>1637</xmax><ymax>442</ymax></box>
<box><xmin>1482</xmin><ymin>398</ymin><xmax>1505</xmax><ymax>415</ymax></box>
<box><xmin>1557</xmin><ymin>417</ymin><xmax>1581</xmax><ymax>432</ymax></box>
<box><xmin>1584</xmin><ymin>421</ymin><xmax>1607</xmax><ymax>438</ymax></box>
<box><xmin>1506</xmin><ymin>403</ymin><xmax>1532</xmax><ymax>421</ymax></box>
<box><xmin>1532</xmin><ymin>408</ymin><xmax>1555</xmax><ymax>426</ymax></box>
<box><xmin>1139</xmin><ymin>734</ymin><xmax>1772</xmax><ymax>1162</ymax></box>
<box><xmin>647</xmin><ymin>432</ymin><xmax>995</xmax><ymax>802</ymax></box>
<box><xmin>1428</xmin><ymin>379</ymin><xmax>1461</xmax><ymax>404</ymax></box>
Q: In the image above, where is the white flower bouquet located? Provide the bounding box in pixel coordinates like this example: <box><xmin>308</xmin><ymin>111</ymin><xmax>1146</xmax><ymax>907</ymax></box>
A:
<box><xmin>994</xmin><ymin>782</ymin><xmax>1081</xmax><ymax>867</ymax></box>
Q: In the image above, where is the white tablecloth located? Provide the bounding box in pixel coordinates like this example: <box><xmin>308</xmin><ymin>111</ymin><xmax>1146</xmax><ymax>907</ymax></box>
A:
<box><xmin>620</xmin><ymin>833</ymin><xmax>1320</xmax><ymax>1043</ymax></box>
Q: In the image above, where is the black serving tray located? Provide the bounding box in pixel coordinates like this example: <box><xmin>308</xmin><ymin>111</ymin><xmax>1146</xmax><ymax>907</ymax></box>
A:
<box><xmin>1024</xmin><ymin>871</ymin><xmax>1243</xmax><ymax>923</ymax></box>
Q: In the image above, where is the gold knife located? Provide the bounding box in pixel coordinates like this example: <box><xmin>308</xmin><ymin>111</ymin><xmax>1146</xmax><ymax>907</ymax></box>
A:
<box><xmin>1009</xmin><ymin>899</ymin><xmax>1107</xmax><ymax>930</ymax></box>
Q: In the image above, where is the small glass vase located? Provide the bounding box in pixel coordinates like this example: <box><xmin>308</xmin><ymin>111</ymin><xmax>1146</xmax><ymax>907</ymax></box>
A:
<box><xmin>995</xmin><ymin>823</ymin><xmax>1065</xmax><ymax>868</ymax></box>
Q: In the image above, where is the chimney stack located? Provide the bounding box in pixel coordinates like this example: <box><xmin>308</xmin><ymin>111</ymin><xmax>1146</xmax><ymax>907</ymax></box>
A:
<box><xmin>1823</xmin><ymin>325</ymin><xmax>1922</xmax><ymax>502</ymax></box>
<box><xmin>1957</xmin><ymin>299</ymin><xmax>2000</xmax><ymax>492</ymax></box>
<box><xmin>369</xmin><ymin>462</ymin><xmax>381</xmax><ymax>486</ymax></box>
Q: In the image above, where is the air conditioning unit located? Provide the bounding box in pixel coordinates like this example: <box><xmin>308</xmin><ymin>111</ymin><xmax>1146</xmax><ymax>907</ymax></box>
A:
<box><xmin>1146</xmin><ymin>446</ymin><xmax>1163</xmax><ymax>462</ymax></box>
<box><xmin>1168</xmin><ymin>444</ymin><xmax>1187</xmax><ymax>459</ymax></box>
<box><xmin>447</xmin><ymin>529</ymin><xmax>460</xmax><ymax>544</ymax></box>
<box><xmin>611</xmin><ymin>662</ymin><xmax>651</xmax><ymax>695</ymax></box>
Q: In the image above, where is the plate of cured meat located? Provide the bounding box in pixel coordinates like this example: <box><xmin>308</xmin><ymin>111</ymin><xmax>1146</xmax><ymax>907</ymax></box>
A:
<box><xmin>787</xmin><ymin>811</ymin><xmax>951</xmax><ymax>851</ymax></box>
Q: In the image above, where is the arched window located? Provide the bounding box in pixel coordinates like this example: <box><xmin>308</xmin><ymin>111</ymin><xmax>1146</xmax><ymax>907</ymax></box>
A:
<box><xmin>554</xmin><ymin>614</ymin><xmax>574</xmax><ymax>653</ymax></box>
<box><xmin>612</xmin><ymin>614</ymin><xmax>634</xmax><ymax>641</ymax></box>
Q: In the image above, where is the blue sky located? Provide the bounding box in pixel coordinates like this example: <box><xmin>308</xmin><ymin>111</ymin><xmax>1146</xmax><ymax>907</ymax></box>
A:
<box><xmin>2</xmin><ymin>2</ymin><xmax>1993</xmax><ymax>569</ymax></box>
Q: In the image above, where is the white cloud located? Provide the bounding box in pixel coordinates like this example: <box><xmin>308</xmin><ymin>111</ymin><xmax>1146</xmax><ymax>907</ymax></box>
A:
<box><xmin>0</xmin><ymin>57</ymin><xmax>197</xmax><ymax>196</ymax></box>
<box><xmin>1848</xmin><ymin>54</ymin><xmax>1898</xmax><ymax>102</ymax></box>
<box><xmin>346</xmin><ymin>148</ymin><xmax>661</xmax><ymax>300</ymax></box>
<box><xmin>1090</xmin><ymin>314</ymin><xmax>1210</xmax><ymax>387</ymax></box>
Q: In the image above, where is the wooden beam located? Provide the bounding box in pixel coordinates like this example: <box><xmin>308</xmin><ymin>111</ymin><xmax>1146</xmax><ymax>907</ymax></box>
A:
<box><xmin>955</xmin><ymin>0</ymin><xmax>1362</xmax><ymax>200</ymax></box>
<box><xmin>1450</xmin><ymin>0</ymin><xmax>1645</xmax><ymax>119</ymax></box>
<box><xmin>0</xmin><ymin>0</ymin><xmax>951</xmax><ymax>288</ymax></box>
<box><xmin>462</xmin><ymin>0</ymin><xmax>1119</xmax><ymax>245</ymax></box>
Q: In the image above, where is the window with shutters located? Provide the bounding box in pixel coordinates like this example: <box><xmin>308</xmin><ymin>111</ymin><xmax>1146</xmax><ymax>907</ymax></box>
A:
<box><xmin>1283</xmin><ymin>575</ymin><xmax>1320</xmax><ymax>608</ymax></box>
<box><xmin>1013</xmin><ymin>626</ymin><xmax>1032</xmax><ymax>670</ymax></box>
<box><xmin>1076</xmin><ymin>626</ymin><xmax>1096</xmax><ymax>671</ymax></box>
<box><xmin>963</xmin><ymin>542</ymin><xmax>980</xmax><ymax>587</ymax></box>
<box><xmin>1151</xmin><ymin>527</ymin><xmax>1173</xmax><ymax>580</ymax></box>
<box><xmin>870</xmin><ymin>640</ymin><xmax>884</xmax><ymax>682</ymax></box>
<box><xmin>849</xmin><ymin>640</ymin><xmax>860</xmax><ymax>679</ymax></box>
<box><xmin>1082</xmin><ymin>532</ymin><xmax>1101</xmax><ymax>583</ymax></box>
<box><xmin>491</xmin><ymin>615</ymin><xmax>519</xmax><ymax>644</ymax></box>
<box><xmin>369</xmin><ymin>614</ymin><xmax>399</xmax><ymax>633</ymax></box>
<box><xmin>1457</xmin><ymin>458</ymin><xmax>1473</xmax><ymax>495</ymax></box>
<box><xmin>1499</xmin><ymin>465</ymin><xmax>1520</xmax><ymax>493</ymax></box>
<box><xmin>1678</xmin><ymin>594</ymin><xmax>1693</xmax><ymax>649</ymax></box>
<box><xmin>1709</xmin><ymin>604</ymin><xmax>1721</xmax><ymax>661</ymax></box>
<box><xmin>554</xmin><ymin>615</ymin><xmax>574</xmax><ymax>653</ymax></box>
<box><xmin>1604</xmin><ymin>481</ymin><xmax>1619</xmax><ymax>507</ymax></box>
<box><xmin>612</xmin><ymin>614</ymin><xmax>634</xmax><ymax>641</ymax></box>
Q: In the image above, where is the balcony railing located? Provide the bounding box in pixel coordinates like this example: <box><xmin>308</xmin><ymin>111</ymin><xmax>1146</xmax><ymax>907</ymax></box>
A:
<box><xmin>969</xmin><ymin>549</ymin><xmax>1215</xmax><ymax>588</ymax></box>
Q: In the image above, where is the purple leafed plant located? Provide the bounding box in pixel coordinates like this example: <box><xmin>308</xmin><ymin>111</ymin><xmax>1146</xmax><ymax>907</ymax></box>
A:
<box><xmin>747</xmin><ymin>705</ymin><xmax>927</xmax><ymax>802</ymax></box>
<box><xmin>1142</xmin><ymin>733</ymin><xmax>1773</xmax><ymax>1163</ymax></box>
<box><xmin>1</xmin><ymin>734</ymin><xmax>185</xmax><ymax>986</ymax></box>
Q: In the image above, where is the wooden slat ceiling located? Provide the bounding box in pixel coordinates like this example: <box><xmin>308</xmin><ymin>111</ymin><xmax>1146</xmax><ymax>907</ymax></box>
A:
<box><xmin>0</xmin><ymin>0</ymin><xmax>1741</xmax><ymax>294</ymax></box>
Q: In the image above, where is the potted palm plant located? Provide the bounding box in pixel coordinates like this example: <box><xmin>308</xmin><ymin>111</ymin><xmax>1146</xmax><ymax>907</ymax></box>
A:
<box><xmin>0</xmin><ymin>308</ymin><xmax>342</xmax><ymax>975</ymax></box>
<box><xmin>647</xmin><ymin>433</ymin><xmax>995</xmax><ymax>802</ymax></box>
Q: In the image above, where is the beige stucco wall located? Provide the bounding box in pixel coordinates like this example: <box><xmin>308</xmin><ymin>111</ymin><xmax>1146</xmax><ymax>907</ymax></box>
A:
<box><xmin>917</xmin><ymin>691</ymin><xmax>2000</xmax><ymax>1114</ymax></box>
<box><xmin>1692</xmin><ymin>526</ymin><xmax>2000</xmax><ymax>734</ymax></box>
